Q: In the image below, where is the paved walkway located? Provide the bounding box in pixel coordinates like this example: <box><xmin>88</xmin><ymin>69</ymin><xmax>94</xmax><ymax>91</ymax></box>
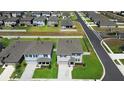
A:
<box><xmin>0</xmin><ymin>65</ymin><xmax>15</xmax><ymax>81</ymax></box>
<box><xmin>20</xmin><ymin>62</ymin><xmax>37</xmax><ymax>81</ymax></box>
<box><xmin>58</xmin><ymin>63</ymin><xmax>73</xmax><ymax>80</ymax></box>
<box><xmin>109</xmin><ymin>54</ymin><xmax>124</xmax><ymax>60</ymax></box>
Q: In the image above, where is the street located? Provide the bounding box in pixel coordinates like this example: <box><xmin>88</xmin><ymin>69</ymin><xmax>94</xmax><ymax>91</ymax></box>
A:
<box><xmin>75</xmin><ymin>12</ymin><xmax>124</xmax><ymax>81</ymax></box>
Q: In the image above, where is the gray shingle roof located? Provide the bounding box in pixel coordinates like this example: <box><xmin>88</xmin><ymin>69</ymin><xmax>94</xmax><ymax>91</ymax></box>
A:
<box><xmin>85</xmin><ymin>11</ymin><xmax>116</xmax><ymax>27</ymax></box>
<box><xmin>33</xmin><ymin>16</ymin><xmax>46</xmax><ymax>21</ymax></box>
<box><xmin>4</xmin><ymin>17</ymin><xmax>19</xmax><ymax>22</ymax></box>
<box><xmin>0</xmin><ymin>40</ymin><xmax>53</xmax><ymax>64</ymax></box>
<box><xmin>48</xmin><ymin>16</ymin><xmax>58</xmax><ymax>22</ymax></box>
<box><xmin>25</xmin><ymin>41</ymin><xmax>53</xmax><ymax>55</ymax></box>
<box><xmin>57</xmin><ymin>39</ymin><xmax>83</xmax><ymax>56</ymax></box>
<box><xmin>37</xmin><ymin>58</ymin><xmax>51</xmax><ymax>62</ymax></box>
<box><xmin>20</xmin><ymin>17</ymin><xmax>33</xmax><ymax>22</ymax></box>
<box><xmin>61</xmin><ymin>17</ymin><xmax>73</xmax><ymax>27</ymax></box>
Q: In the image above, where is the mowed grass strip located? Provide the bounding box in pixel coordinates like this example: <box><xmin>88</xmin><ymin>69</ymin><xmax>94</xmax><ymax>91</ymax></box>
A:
<box><xmin>10</xmin><ymin>61</ymin><xmax>27</xmax><ymax>79</ymax></box>
<box><xmin>0</xmin><ymin>66</ymin><xmax>4</xmax><ymax>75</ymax></box>
<box><xmin>33</xmin><ymin>52</ymin><xmax>58</xmax><ymax>79</ymax></box>
<box><xmin>72</xmin><ymin>37</ymin><xmax>103</xmax><ymax>79</ymax></box>
<box><xmin>105</xmin><ymin>38</ymin><xmax>124</xmax><ymax>53</ymax></box>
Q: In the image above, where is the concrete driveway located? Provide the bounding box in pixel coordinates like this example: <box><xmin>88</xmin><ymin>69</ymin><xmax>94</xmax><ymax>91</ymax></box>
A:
<box><xmin>58</xmin><ymin>63</ymin><xmax>73</xmax><ymax>80</ymax></box>
<box><xmin>20</xmin><ymin>62</ymin><xmax>37</xmax><ymax>81</ymax></box>
<box><xmin>0</xmin><ymin>65</ymin><xmax>15</xmax><ymax>81</ymax></box>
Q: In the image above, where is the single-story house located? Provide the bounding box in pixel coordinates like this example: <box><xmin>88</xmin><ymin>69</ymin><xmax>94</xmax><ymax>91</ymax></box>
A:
<box><xmin>61</xmin><ymin>17</ymin><xmax>73</xmax><ymax>29</ymax></box>
<box><xmin>1</xmin><ymin>11</ymin><xmax>11</xmax><ymax>18</ymax></box>
<box><xmin>22</xmin><ymin>11</ymin><xmax>32</xmax><ymax>18</ymax></box>
<box><xmin>57</xmin><ymin>39</ymin><xmax>83</xmax><ymax>66</ymax></box>
<box><xmin>41</xmin><ymin>11</ymin><xmax>51</xmax><ymax>17</ymax></box>
<box><xmin>11</xmin><ymin>11</ymin><xmax>23</xmax><ymax>17</ymax></box>
<box><xmin>32</xmin><ymin>11</ymin><xmax>41</xmax><ymax>17</ymax></box>
<box><xmin>47</xmin><ymin>16</ymin><xmax>59</xmax><ymax>27</ymax></box>
<box><xmin>33</xmin><ymin>16</ymin><xmax>46</xmax><ymax>26</ymax></box>
<box><xmin>20</xmin><ymin>17</ymin><xmax>33</xmax><ymax>26</ymax></box>
<box><xmin>0</xmin><ymin>40</ymin><xmax>53</xmax><ymax>67</ymax></box>
<box><xmin>4</xmin><ymin>17</ymin><xmax>19</xmax><ymax>27</ymax></box>
<box><xmin>85</xmin><ymin>11</ymin><xmax>116</xmax><ymax>28</ymax></box>
<box><xmin>62</xmin><ymin>11</ymin><xmax>70</xmax><ymax>18</ymax></box>
<box><xmin>51</xmin><ymin>11</ymin><xmax>61</xmax><ymax>17</ymax></box>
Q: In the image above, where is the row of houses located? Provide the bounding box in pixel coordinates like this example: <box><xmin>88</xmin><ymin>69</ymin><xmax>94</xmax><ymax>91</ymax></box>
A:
<box><xmin>100</xmin><ymin>11</ymin><xmax>124</xmax><ymax>23</ymax></box>
<box><xmin>84</xmin><ymin>11</ymin><xmax>116</xmax><ymax>27</ymax></box>
<box><xmin>0</xmin><ymin>39</ymin><xmax>83</xmax><ymax>67</ymax></box>
<box><xmin>0</xmin><ymin>11</ymin><xmax>62</xmax><ymax>18</ymax></box>
<box><xmin>0</xmin><ymin>16</ymin><xmax>59</xmax><ymax>27</ymax></box>
<box><xmin>0</xmin><ymin>16</ymin><xmax>74</xmax><ymax>28</ymax></box>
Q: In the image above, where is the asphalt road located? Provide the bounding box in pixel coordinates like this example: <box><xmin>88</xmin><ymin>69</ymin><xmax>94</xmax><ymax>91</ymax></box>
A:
<box><xmin>75</xmin><ymin>12</ymin><xmax>124</xmax><ymax>81</ymax></box>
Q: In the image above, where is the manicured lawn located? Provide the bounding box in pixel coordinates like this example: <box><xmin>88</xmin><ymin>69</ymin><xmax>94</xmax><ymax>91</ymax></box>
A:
<box><xmin>26</xmin><ymin>26</ymin><xmax>60</xmax><ymax>32</ymax></box>
<box><xmin>120</xmin><ymin>59</ymin><xmax>124</xmax><ymax>65</ymax></box>
<box><xmin>72</xmin><ymin>37</ymin><xmax>103</xmax><ymax>79</ymax></box>
<box><xmin>10</xmin><ymin>60</ymin><xmax>27</xmax><ymax>79</ymax></box>
<box><xmin>70</xmin><ymin>12</ymin><xmax>77</xmax><ymax>21</ymax></box>
<box><xmin>105</xmin><ymin>39</ymin><xmax>124</xmax><ymax>53</ymax></box>
<box><xmin>33</xmin><ymin>52</ymin><xmax>58</xmax><ymax>78</ymax></box>
<box><xmin>0</xmin><ymin>66</ymin><xmax>4</xmax><ymax>75</ymax></box>
<box><xmin>0</xmin><ymin>38</ymin><xmax>11</xmax><ymax>47</ymax></box>
<box><xmin>73</xmin><ymin>21</ymin><xmax>84</xmax><ymax>32</ymax></box>
<box><xmin>92</xmin><ymin>26</ymin><xmax>124</xmax><ymax>32</ymax></box>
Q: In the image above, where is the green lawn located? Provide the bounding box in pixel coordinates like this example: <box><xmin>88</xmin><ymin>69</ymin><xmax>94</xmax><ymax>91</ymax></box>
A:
<box><xmin>0</xmin><ymin>38</ymin><xmax>11</xmax><ymax>47</ymax></box>
<box><xmin>105</xmin><ymin>39</ymin><xmax>124</xmax><ymax>53</ymax></box>
<box><xmin>70</xmin><ymin>12</ymin><xmax>77</xmax><ymax>21</ymax></box>
<box><xmin>72</xmin><ymin>37</ymin><xmax>103</xmax><ymax>79</ymax></box>
<box><xmin>120</xmin><ymin>59</ymin><xmax>124</xmax><ymax>65</ymax></box>
<box><xmin>10</xmin><ymin>60</ymin><xmax>27</xmax><ymax>79</ymax></box>
<box><xmin>26</xmin><ymin>26</ymin><xmax>60</xmax><ymax>32</ymax></box>
<box><xmin>33</xmin><ymin>52</ymin><xmax>58</xmax><ymax>78</ymax></box>
<box><xmin>0</xmin><ymin>66</ymin><xmax>4</xmax><ymax>75</ymax></box>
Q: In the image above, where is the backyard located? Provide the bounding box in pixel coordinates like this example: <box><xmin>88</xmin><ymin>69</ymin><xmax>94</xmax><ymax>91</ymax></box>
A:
<box><xmin>33</xmin><ymin>52</ymin><xmax>58</xmax><ymax>79</ymax></box>
<box><xmin>72</xmin><ymin>37</ymin><xmax>103</xmax><ymax>79</ymax></box>
<box><xmin>105</xmin><ymin>38</ymin><xmax>124</xmax><ymax>53</ymax></box>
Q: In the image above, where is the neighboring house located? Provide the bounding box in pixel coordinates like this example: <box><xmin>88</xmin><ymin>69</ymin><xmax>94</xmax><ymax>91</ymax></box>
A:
<box><xmin>24</xmin><ymin>41</ymin><xmax>53</xmax><ymax>67</ymax></box>
<box><xmin>57</xmin><ymin>39</ymin><xmax>83</xmax><ymax>66</ymax></box>
<box><xmin>62</xmin><ymin>11</ymin><xmax>70</xmax><ymax>18</ymax></box>
<box><xmin>4</xmin><ymin>17</ymin><xmax>19</xmax><ymax>27</ymax></box>
<box><xmin>0</xmin><ymin>17</ymin><xmax>6</xmax><ymax>26</ymax></box>
<box><xmin>32</xmin><ymin>11</ymin><xmax>41</xmax><ymax>17</ymax></box>
<box><xmin>0</xmin><ymin>40</ymin><xmax>53</xmax><ymax>67</ymax></box>
<box><xmin>1</xmin><ymin>11</ymin><xmax>11</xmax><ymax>18</ymax></box>
<box><xmin>41</xmin><ymin>11</ymin><xmax>51</xmax><ymax>17</ymax></box>
<box><xmin>22</xmin><ymin>11</ymin><xmax>32</xmax><ymax>18</ymax></box>
<box><xmin>61</xmin><ymin>17</ymin><xmax>73</xmax><ymax>29</ymax></box>
<box><xmin>33</xmin><ymin>16</ymin><xmax>46</xmax><ymax>26</ymax></box>
<box><xmin>51</xmin><ymin>11</ymin><xmax>61</xmax><ymax>17</ymax></box>
<box><xmin>85</xmin><ymin>11</ymin><xmax>116</xmax><ymax>28</ymax></box>
<box><xmin>0</xmin><ymin>41</ymin><xmax>29</xmax><ymax>65</ymax></box>
<box><xmin>20</xmin><ymin>17</ymin><xmax>33</xmax><ymax>26</ymax></box>
<box><xmin>47</xmin><ymin>16</ymin><xmax>59</xmax><ymax>27</ymax></box>
<box><xmin>11</xmin><ymin>11</ymin><xmax>23</xmax><ymax>17</ymax></box>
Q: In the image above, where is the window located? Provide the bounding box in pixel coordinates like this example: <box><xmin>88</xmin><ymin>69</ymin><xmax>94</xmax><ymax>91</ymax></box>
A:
<box><xmin>36</xmin><ymin>54</ymin><xmax>38</xmax><ymax>57</ymax></box>
<box><xmin>46</xmin><ymin>62</ymin><xmax>49</xmax><ymax>64</ymax></box>
<box><xmin>29</xmin><ymin>55</ymin><xmax>32</xmax><ymax>57</ymax></box>
<box><xmin>77</xmin><ymin>53</ymin><xmax>81</xmax><ymax>56</ymax></box>
<box><xmin>42</xmin><ymin>62</ymin><xmax>45</xmax><ymax>64</ymax></box>
<box><xmin>44</xmin><ymin>54</ymin><xmax>48</xmax><ymax>58</ymax></box>
<box><xmin>33</xmin><ymin>54</ymin><xmax>36</xmax><ymax>57</ymax></box>
<box><xmin>78</xmin><ymin>59</ymin><xmax>80</xmax><ymax>61</ymax></box>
